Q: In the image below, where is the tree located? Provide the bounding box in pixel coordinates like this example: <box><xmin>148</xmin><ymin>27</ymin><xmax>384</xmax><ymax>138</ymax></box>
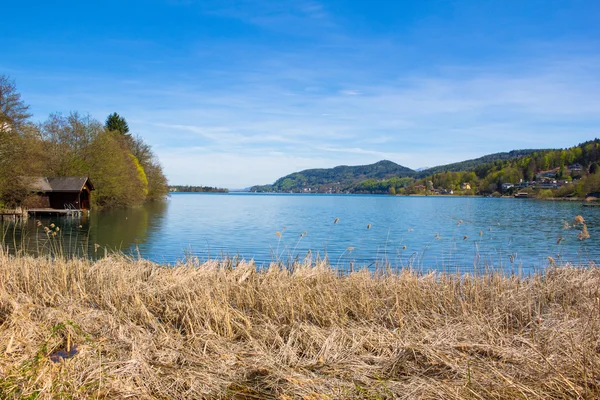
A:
<box><xmin>0</xmin><ymin>131</ymin><xmax>28</xmax><ymax>206</ymax></box>
<box><xmin>0</xmin><ymin>76</ymin><xmax>36</xmax><ymax>206</ymax></box>
<box><xmin>87</xmin><ymin>130</ymin><xmax>144</xmax><ymax>208</ymax></box>
<box><xmin>145</xmin><ymin>159</ymin><xmax>169</xmax><ymax>201</ymax></box>
<box><xmin>0</xmin><ymin>75</ymin><xmax>168</xmax><ymax>208</ymax></box>
<box><xmin>105</xmin><ymin>112</ymin><xmax>130</xmax><ymax>135</ymax></box>
<box><xmin>128</xmin><ymin>134</ymin><xmax>153</xmax><ymax>167</ymax></box>
<box><xmin>0</xmin><ymin>75</ymin><xmax>31</xmax><ymax>133</ymax></box>
<box><xmin>40</xmin><ymin>112</ymin><xmax>103</xmax><ymax>177</ymax></box>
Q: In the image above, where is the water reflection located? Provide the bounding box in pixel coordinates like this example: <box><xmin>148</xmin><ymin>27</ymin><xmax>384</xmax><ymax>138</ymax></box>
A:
<box><xmin>0</xmin><ymin>201</ymin><xmax>168</xmax><ymax>258</ymax></box>
<box><xmin>87</xmin><ymin>201</ymin><xmax>167</xmax><ymax>254</ymax></box>
<box><xmin>1</xmin><ymin>195</ymin><xmax>599</xmax><ymax>273</ymax></box>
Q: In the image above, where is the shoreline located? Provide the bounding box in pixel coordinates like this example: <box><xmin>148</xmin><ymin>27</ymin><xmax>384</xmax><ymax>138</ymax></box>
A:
<box><xmin>178</xmin><ymin>191</ymin><xmax>598</xmax><ymax>202</ymax></box>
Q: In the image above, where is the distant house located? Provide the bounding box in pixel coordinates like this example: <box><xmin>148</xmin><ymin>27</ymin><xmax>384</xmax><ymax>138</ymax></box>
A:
<box><xmin>501</xmin><ymin>183</ymin><xmax>514</xmax><ymax>191</ymax></box>
<box><xmin>461</xmin><ymin>183</ymin><xmax>471</xmax><ymax>190</ymax></box>
<box><xmin>29</xmin><ymin>177</ymin><xmax>94</xmax><ymax>210</ymax></box>
<box><xmin>568</xmin><ymin>163</ymin><xmax>583</xmax><ymax>171</ymax></box>
<box><xmin>537</xmin><ymin>171</ymin><xmax>556</xmax><ymax>179</ymax></box>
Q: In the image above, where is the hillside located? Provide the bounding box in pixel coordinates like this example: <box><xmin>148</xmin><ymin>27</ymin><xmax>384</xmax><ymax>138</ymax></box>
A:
<box><xmin>250</xmin><ymin>141</ymin><xmax>600</xmax><ymax>196</ymax></box>
<box><xmin>251</xmin><ymin>160</ymin><xmax>415</xmax><ymax>193</ymax></box>
<box><xmin>418</xmin><ymin>149</ymin><xmax>543</xmax><ymax>177</ymax></box>
<box><xmin>250</xmin><ymin>149</ymin><xmax>543</xmax><ymax>193</ymax></box>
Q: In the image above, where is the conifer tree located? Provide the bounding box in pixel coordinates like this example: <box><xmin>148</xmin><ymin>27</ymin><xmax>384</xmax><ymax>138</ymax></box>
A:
<box><xmin>105</xmin><ymin>112</ymin><xmax>130</xmax><ymax>135</ymax></box>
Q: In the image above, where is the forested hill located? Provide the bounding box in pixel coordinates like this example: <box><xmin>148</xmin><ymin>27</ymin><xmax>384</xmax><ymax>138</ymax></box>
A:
<box><xmin>250</xmin><ymin>143</ymin><xmax>599</xmax><ymax>195</ymax></box>
<box><xmin>250</xmin><ymin>160</ymin><xmax>415</xmax><ymax>192</ymax></box>
<box><xmin>418</xmin><ymin>149</ymin><xmax>543</xmax><ymax>177</ymax></box>
<box><xmin>249</xmin><ymin>151</ymin><xmax>543</xmax><ymax>193</ymax></box>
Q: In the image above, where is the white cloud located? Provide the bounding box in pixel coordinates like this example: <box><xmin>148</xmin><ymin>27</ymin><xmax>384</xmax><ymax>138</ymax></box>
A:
<box><xmin>11</xmin><ymin>29</ymin><xmax>600</xmax><ymax>189</ymax></box>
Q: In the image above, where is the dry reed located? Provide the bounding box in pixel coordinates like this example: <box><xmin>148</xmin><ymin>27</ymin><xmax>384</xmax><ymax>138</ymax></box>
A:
<box><xmin>0</xmin><ymin>251</ymin><xmax>599</xmax><ymax>399</ymax></box>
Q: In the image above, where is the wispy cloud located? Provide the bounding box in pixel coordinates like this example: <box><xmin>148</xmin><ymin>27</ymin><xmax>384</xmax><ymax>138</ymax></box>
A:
<box><xmin>5</xmin><ymin>0</ymin><xmax>599</xmax><ymax>188</ymax></box>
<box><xmin>196</xmin><ymin>0</ymin><xmax>336</xmax><ymax>34</ymax></box>
<box><xmin>145</xmin><ymin>52</ymin><xmax>600</xmax><ymax>186</ymax></box>
<box><xmin>20</xmin><ymin>50</ymin><xmax>598</xmax><ymax>187</ymax></box>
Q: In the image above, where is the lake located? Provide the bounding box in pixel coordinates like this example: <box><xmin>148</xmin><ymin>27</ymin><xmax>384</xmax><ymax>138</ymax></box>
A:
<box><xmin>2</xmin><ymin>193</ymin><xmax>599</xmax><ymax>273</ymax></box>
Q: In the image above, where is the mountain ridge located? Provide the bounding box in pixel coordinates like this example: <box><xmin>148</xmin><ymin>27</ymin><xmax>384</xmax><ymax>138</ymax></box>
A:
<box><xmin>250</xmin><ymin>149</ymin><xmax>543</xmax><ymax>193</ymax></box>
<box><xmin>251</xmin><ymin>160</ymin><xmax>414</xmax><ymax>193</ymax></box>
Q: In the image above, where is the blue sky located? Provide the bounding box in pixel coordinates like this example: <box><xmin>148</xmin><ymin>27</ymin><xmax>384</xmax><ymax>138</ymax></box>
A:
<box><xmin>3</xmin><ymin>0</ymin><xmax>599</xmax><ymax>188</ymax></box>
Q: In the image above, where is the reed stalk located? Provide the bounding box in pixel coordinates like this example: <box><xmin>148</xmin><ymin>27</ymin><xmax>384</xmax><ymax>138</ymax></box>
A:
<box><xmin>0</xmin><ymin>251</ymin><xmax>598</xmax><ymax>399</ymax></box>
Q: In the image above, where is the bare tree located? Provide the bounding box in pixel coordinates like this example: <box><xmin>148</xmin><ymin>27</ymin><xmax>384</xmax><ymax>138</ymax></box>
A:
<box><xmin>0</xmin><ymin>75</ymin><xmax>31</xmax><ymax>133</ymax></box>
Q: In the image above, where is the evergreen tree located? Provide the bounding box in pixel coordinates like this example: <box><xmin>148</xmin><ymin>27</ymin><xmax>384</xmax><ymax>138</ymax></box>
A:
<box><xmin>105</xmin><ymin>112</ymin><xmax>130</xmax><ymax>135</ymax></box>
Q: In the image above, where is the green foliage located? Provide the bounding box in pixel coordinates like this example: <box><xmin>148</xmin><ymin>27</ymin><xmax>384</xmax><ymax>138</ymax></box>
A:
<box><xmin>169</xmin><ymin>185</ymin><xmax>228</xmax><ymax>193</ymax></box>
<box><xmin>417</xmin><ymin>139</ymin><xmax>600</xmax><ymax>197</ymax></box>
<box><xmin>252</xmin><ymin>140</ymin><xmax>600</xmax><ymax>196</ymax></box>
<box><xmin>0</xmin><ymin>75</ymin><xmax>169</xmax><ymax>208</ymax></box>
<box><xmin>86</xmin><ymin>130</ymin><xmax>133</xmax><ymax>207</ymax></box>
<box><xmin>419</xmin><ymin>149</ymin><xmax>542</xmax><ymax>177</ymax></box>
<box><xmin>40</xmin><ymin>112</ymin><xmax>102</xmax><ymax>176</ymax></box>
<box><xmin>584</xmin><ymin>169</ymin><xmax>600</xmax><ymax>194</ymax></box>
<box><xmin>145</xmin><ymin>160</ymin><xmax>170</xmax><ymax>200</ymax></box>
<box><xmin>85</xmin><ymin>131</ymin><xmax>152</xmax><ymax>208</ymax></box>
<box><xmin>252</xmin><ymin>160</ymin><xmax>415</xmax><ymax>193</ymax></box>
<box><xmin>0</xmin><ymin>77</ymin><xmax>43</xmax><ymax>206</ymax></box>
<box><xmin>105</xmin><ymin>112</ymin><xmax>130</xmax><ymax>135</ymax></box>
<box><xmin>354</xmin><ymin>176</ymin><xmax>413</xmax><ymax>194</ymax></box>
<box><xmin>554</xmin><ymin>183</ymin><xmax>576</xmax><ymax>198</ymax></box>
<box><xmin>129</xmin><ymin>154</ymin><xmax>149</xmax><ymax>197</ymax></box>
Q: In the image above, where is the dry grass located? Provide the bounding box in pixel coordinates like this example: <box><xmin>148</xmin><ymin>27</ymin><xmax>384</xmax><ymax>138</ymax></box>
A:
<box><xmin>0</xmin><ymin>252</ymin><xmax>599</xmax><ymax>399</ymax></box>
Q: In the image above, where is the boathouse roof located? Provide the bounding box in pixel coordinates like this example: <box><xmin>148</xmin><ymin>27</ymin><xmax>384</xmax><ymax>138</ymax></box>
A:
<box><xmin>30</xmin><ymin>177</ymin><xmax>94</xmax><ymax>193</ymax></box>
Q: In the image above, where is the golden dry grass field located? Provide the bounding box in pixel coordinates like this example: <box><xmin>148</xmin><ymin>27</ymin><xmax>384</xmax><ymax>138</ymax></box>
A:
<box><xmin>0</xmin><ymin>251</ymin><xmax>599</xmax><ymax>399</ymax></box>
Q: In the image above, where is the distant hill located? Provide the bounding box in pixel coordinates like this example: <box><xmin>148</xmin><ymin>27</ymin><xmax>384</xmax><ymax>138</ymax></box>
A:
<box><xmin>250</xmin><ymin>160</ymin><xmax>415</xmax><ymax>193</ymax></box>
<box><xmin>249</xmin><ymin>148</ymin><xmax>562</xmax><ymax>194</ymax></box>
<box><xmin>418</xmin><ymin>150</ymin><xmax>543</xmax><ymax>177</ymax></box>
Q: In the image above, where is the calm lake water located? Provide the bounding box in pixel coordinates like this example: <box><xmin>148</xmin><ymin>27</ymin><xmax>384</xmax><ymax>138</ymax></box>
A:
<box><xmin>2</xmin><ymin>193</ymin><xmax>599</xmax><ymax>273</ymax></box>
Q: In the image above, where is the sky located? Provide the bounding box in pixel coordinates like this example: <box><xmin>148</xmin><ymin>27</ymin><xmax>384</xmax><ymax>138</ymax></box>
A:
<box><xmin>2</xmin><ymin>0</ymin><xmax>600</xmax><ymax>188</ymax></box>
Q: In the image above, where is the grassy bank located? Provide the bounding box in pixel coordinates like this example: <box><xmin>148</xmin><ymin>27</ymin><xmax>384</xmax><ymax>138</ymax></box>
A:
<box><xmin>0</xmin><ymin>253</ymin><xmax>599</xmax><ymax>399</ymax></box>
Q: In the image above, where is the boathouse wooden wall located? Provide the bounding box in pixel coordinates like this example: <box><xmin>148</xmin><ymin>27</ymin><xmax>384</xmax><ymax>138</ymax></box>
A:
<box><xmin>28</xmin><ymin>177</ymin><xmax>94</xmax><ymax>211</ymax></box>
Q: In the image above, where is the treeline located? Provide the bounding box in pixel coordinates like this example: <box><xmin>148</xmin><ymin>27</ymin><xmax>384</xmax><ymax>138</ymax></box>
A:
<box><xmin>354</xmin><ymin>177</ymin><xmax>414</xmax><ymax>194</ymax></box>
<box><xmin>397</xmin><ymin>140</ymin><xmax>600</xmax><ymax>197</ymax></box>
<box><xmin>278</xmin><ymin>140</ymin><xmax>600</xmax><ymax>197</ymax></box>
<box><xmin>419</xmin><ymin>149</ymin><xmax>542</xmax><ymax>176</ymax></box>
<box><xmin>0</xmin><ymin>75</ymin><xmax>168</xmax><ymax>208</ymax></box>
<box><xmin>247</xmin><ymin>128</ymin><xmax>600</xmax><ymax>197</ymax></box>
<box><xmin>169</xmin><ymin>185</ymin><xmax>228</xmax><ymax>193</ymax></box>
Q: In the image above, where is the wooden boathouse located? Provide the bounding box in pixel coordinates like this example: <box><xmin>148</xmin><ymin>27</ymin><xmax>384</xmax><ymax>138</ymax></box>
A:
<box><xmin>28</xmin><ymin>177</ymin><xmax>94</xmax><ymax>214</ymax></box>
